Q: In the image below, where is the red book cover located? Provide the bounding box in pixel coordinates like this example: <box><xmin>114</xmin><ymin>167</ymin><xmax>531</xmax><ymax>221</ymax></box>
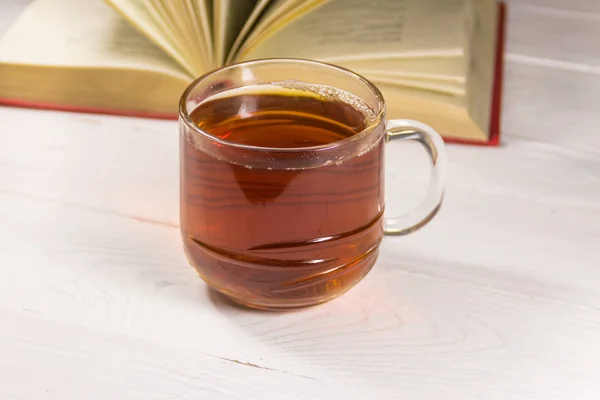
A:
<box><xmin>0</xmin><ymin>3</ymin><xmax>506</xmax><ymax>145</ymax></box>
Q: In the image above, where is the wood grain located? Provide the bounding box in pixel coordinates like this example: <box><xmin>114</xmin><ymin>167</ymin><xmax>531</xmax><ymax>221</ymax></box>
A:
<box><xmin>0</xmin><ymin>310</ymin><xmax>379</xmax><ymax>400</ymax></box>
<box><xmin>1</xmin><ymin>192</ymin><xmax>600</xmax><ymax>399</ymax></box>
<box><xmin>1</xmin><ymin>1</ymin><xmax>600</xmax><ymax>399</ymax></box>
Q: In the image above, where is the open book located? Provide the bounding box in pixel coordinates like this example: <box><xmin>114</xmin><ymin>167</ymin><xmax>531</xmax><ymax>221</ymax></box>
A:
<box><xmin>0</xmin><ymin>0</ymin><xmax>505</xmax><ymax>145</ymax></box>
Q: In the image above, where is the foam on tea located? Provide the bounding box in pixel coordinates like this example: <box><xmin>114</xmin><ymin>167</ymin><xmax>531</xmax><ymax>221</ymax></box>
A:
<box><xmin>180</xmin><ymin>82</ymin><xmax>385</xmax><ymax>308</ymax></box>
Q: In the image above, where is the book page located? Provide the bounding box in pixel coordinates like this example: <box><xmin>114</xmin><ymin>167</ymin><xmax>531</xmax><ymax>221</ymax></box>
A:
<box><xmin>366</xmin><ymin>76</ymin><xmax>465</xmax><ymax>96</ymax></box>
<box><xmin>225</xmin><ymin>0</ymin><xmax>272</xmax><ymax>64</ymax></box>
<box><xmin>379</xmin><ymin>83</ymin><xmax>487</xmax><ymax>141</ymax></box>
<box><xmin>341</xmin><ymin>57</ymin><xmax>466</xmax><ymax>82</ymax></box>
<box><xmin>142</xmin><ymin>0</ymin><xmax>211</xmax><ymax>71</ymax></box>
<box><xmin>183</xmin><ymin>0</ymin><xmax>213</xmax><ymax>68</ymax></box>
<box><xmin>238</xmin><ymin>0</ymin><xmax>467</xmax><ymax>62</ymax></box>
<box><xmin>234</xmin><ymin>0</ymin><xmax>326</xmax><ymax>62</ymax></box>
<box><xmin>104</xmin><ymin>0</ymin><xmax>198</xmax><ymax>76</ymax></box>
<box><xmin>144</xmin><ymin>0</ymin><xmax>191</xmax><ymax>61</ymax></box>
<box><xmin>143</xmin><ymin>0</ymin><xmax>211</xmax><ymax>74</ymax></box>
<box><xmin>0</xmin><ymin>0</ymin><xmax>190</xmax><ymax>115</ymax></box>
<box><xmin>194</xmin><ymin>0</ymin><xmax>214</xmax><ymax>67</ymax></box>
<box><xmin>213</xmin><ymin>0</ymin><xmax>257</xmax><ymax>66</ymax></box>
<box><xmin>0</xmin><ymin>0</ymin><xmax>190</xmax><ymax>81</ymax></box>
<box><xmin>464</xmin><ymin>0</ymin><xmax>499</xmax><ymax>136</ymax></box>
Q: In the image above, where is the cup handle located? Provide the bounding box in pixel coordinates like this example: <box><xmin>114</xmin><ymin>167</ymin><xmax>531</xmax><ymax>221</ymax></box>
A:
<box><xmin>384</xmin><ymin>119</ymin><xmax>448</xmax><ymax>236</ymax></box>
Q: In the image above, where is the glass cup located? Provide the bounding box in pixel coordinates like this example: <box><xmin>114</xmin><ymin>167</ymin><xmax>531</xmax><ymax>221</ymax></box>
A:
<box><xmin>179</xmin><ymin>59</ymin><xmax>447</xmax><ymax>310</ymax></box>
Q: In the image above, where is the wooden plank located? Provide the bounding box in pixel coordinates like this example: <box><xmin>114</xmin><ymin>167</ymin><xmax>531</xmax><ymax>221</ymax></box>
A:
<box><xmin>0</xmin><ymin>311</ymin><xmax>376</xmax><ymax>399</ymax></box>
<box><xmin>506</xmin><ymin>0</ymin><xmax>600</xmax><ymax>14</ymax></box>
<box><xmin>0</xmin><ymin>192</ymin><xmax>599</xmax><ymax>398</ymax></box>
<box><xmin>506</xmin><ymin>3</ymin><xmax>600</xmax><ymax>66</ymax></box>
<box><xmin>502</xmin><ymin>60</ymin><xmax>600</xmax><ymax>150</ymax></box>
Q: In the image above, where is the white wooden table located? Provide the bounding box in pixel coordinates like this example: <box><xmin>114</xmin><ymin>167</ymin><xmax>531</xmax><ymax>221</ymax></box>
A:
<box><xmin>1</xmin><ymin>1</ymin><xmax>600</xmax><ymax>399</ymax></box>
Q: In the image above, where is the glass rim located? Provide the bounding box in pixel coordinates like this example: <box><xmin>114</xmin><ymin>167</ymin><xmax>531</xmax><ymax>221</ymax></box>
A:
<box><xmin>178</xmin><ymin>58</ymin><xmax>386</xmax><ymax>153</ymax></box>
